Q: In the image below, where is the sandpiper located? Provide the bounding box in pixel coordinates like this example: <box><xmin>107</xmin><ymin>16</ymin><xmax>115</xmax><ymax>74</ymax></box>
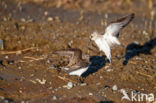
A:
<box><xmin>90</xmin><ymin>13</ymin><xmax>135</xmax><ymax>62</ymax></box>
<box><xmin>55</xmin><ymin>48</ymin><xmax>90</xmax><ymax>82</ymax></box>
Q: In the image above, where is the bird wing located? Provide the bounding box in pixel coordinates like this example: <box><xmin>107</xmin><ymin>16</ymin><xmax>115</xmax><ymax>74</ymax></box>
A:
<box><xmin>105</xmin><ymin>13</ymin><xmax>135</xmax><ymax>37</ymax></box>
<box><xmin>101</xmin><ymin>39</ymin><xmax>112</xmax><ymax>62</ymax></box>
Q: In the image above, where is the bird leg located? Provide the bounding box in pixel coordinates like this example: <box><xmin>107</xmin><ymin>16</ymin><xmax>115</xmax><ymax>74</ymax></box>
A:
<box><xmin>78</xmin><ymin>76</ymin><xmax>85</xmax><ymax>83</ymax></box>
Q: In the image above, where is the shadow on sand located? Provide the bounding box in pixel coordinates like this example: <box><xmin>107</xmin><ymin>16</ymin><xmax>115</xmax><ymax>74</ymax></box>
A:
<box><xmin>123</xmin><ymin>38</ymin><xmax>156</xmax><ymax>65</ymax></box>
<box><xmin>82</xmin><ymin>56</ymin><xmax>107</xmax><ymax>77</ymax></box>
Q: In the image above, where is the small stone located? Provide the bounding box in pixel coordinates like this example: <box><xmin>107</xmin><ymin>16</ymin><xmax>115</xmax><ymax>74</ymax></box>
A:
<box><xmin>21</xmin><ymin>26</ymin><xmax>25</xmax><ymax>30</ymax></box>
<box><xmin>133</xmin><ymin>41</ymin><xmax>139</xmax><ymax>45</ymax></box>
<box><xmin>80</xmin><ymin>83</ymin><xmax>87</xmax><ymax>86</ymax></box>
<box><xmin>44</xmin><ymin>11</ymin><xmax>48</xmax><ymax>16</ymax></box>
<box><xmin>105</xmin><ymin>65</ymin><xmax>109</xmax><ymax>69</ymax></box>
<box><xmin>52</xmin><ymin>96</ymin><xmax>57</xmax><ymax>100</ymax></box>
<box><xmin>105</xmin><ymin>13</ymin><xmax>108</xmax><ymax>18</ymax></box>
<box><xmin>89</xmin><ymin>92</ymin><xmax>93</xmax><ymax>96</ymax></box>
<box><xmin>47</xmin><ymin>17</ymin><xmax>53</xmax><ymax>21</ymax></box>
<box><xmin>100</xmin><ymin>76</ymin><xmax>103</xmax><ymax>79</ymax></box>
<box><xmin>67</xmin><ymin>82</ymin><xmax>74</xmax><ymax>89</ymax></box>
<box><xmin>18</xmin><ymin>66</ymin><xmax>22</xmax><ymax>70</ymax></box>
<box><xmin>63</xmin><ymin>67</ymin><xmax>69</xmax><ymax>71</ymax></box>
<box><xmin>107</xmin><ymin>69</ymin><xmax>113</xmax><ymax>72</ymax></box>
<box><xmin>21</xmin><ymin>18</ymin><xmax>26</xmax><ymax>22</ymax></box>
<box><xmin>3</xmin><ymin>17</ymin><xmax>7</xmax><ymax>21</ymax></box>
<box><xmin>36</xmin><ymin>78</ymin><xmax>46</xmax><ymax>85</ymax></box>
<box><xmin>5</xmin><ymin>56</ymin><xmax>8</xmax><ymax>59</ymax></box>
<box><xmin>112</xmin><ymin>85</ymin><xmax>118</xmax><ymax>91</ymax></box>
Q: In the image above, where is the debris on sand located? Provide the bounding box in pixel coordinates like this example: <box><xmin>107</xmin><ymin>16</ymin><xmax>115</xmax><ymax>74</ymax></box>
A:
<box><xmin>52</xmin><ymin>96</ymin><xmax>57</xmax><ymax>100</ymax></box>
<box><xmin>80</xmin><ymin>83</ymin><xmax>87</xmax><ymax>86</ymax></box>
<box><xmin>63</xmin><ymin>82</ymin><xmax>74</xmax><ymax>89</ymax></box>
<box><xmin>89</xmin><ymin>92</ymin><xmax>93</xmax><ymax>96</ymax></box>
<box><xmin>30</xmin><ymin>79</ymin><xmax>47</xmax><ymax>84</ymax></box>
<box><xmin>36</xmin><ymin>78</ymin><xmax>46</xmax><ymax>84</ymax></box>
<box><xmin>47</xmin><ymin>17</ymin><xmax>53</xmax><ymax>21</ymax></box>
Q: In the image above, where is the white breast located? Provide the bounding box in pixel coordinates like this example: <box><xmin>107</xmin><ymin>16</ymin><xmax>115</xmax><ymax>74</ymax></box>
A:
<box><xmin>94</xmin><ymin>38</ymin><xmax>103</xmax><ymax>51</ymax></box>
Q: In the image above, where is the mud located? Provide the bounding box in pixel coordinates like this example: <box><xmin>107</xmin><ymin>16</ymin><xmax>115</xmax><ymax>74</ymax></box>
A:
<box><xmin>0</xmin><ymin>0</ymin><xmax>156</xmax><ymax>103</ymax></box>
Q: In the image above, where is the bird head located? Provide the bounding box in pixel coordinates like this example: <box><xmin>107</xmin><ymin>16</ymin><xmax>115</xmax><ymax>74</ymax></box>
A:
<box><xmin>88</xmin><ymin>31</ymin><xmax>98</xmax><ymax>45</ymax></box>
<box><xmin>90</xmin><ymin>31</ymin><xmax>98</xmax><ymax>41</ymax></box>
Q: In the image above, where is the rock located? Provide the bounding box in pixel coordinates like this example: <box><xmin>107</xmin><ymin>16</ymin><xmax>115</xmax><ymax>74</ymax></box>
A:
<box><xmin>0</xmin><ymin>39</ymin><xmax>4</xmax><ymax>50</ymax></box>
<box><xmin>5</xmin><ymin>56</ymin><xmax>8</xmax><ymax>59</ymax></box>
<box><xmin>100</xmin><ymin>76</ymin><xmax>103</xmax><ymax>79</ymax></box>
<box><xmin>44</xmin><ymin>11</ymin><xmax>48</xmax><ymax>16</ymax></box>
<box><xmin>47</xmin><ymin>17</ymin><xmax>53</xmax><ymax>21</ymax></box>
<box><xmin>67</xmin><ymin>82</ymin><xmax>74</xmax><ymax>89</ymax></box>
<box><xmin>112</xmin><ymin>85</ymin><xmax>118</xmax><ymax>91</ymax></box>
<box><xmin>21</xmin><ymin>18</ymin><xmax>26</xmax><ymax>22</ymax></box>
<box><xmin>107</xmin><ymin>69</ymin><xmax>113</xmax><ymax>72</ymax></box>
<box><xmin>36</xmin><ymin>78</ymin><xmax>46</xmax><ymax>84</ymax></box>
<box><xmin>52</xmin><ymin>96</ymin><xmax>57</xmax><ymax>100</ymax></box>
<box><xmin>133</xmin><ymin>41</ymin><xmax>139</xmax><ymax>45</ymax></box>
<box><xmin>89</xmin><ymin>92</ymin><xmax>93</xmax><ymax>96</ymax></box>
<box><xmin>80</xmin><ymin>83</ymin><xmax>87</xmax><ymax>86</ymax></box>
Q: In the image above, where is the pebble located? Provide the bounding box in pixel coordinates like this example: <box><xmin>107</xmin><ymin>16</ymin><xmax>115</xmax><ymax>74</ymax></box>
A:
<box><xmin>100</xmin><ymin>76</ymin><xmax>103</xmax><ymax>79</ymax></box>
<box><xmin>112</xmin><ymin>85</ymin><xmax>118</xmax><ymax>91</ymax></box>
<box><xmin>106</xmin><ymin>69</ymin><xmax>113</xmax><ymax>72</ymax></box>
<box><xmin>105</xmin><ymin>13</ymin><xmax>108</xmax><ymax>18</ymax></box>
<box><xmin>21</xmin><ymin>18</ymin><xmax>26</xmax><ymax>22</ymax></box>
<box><xmin>80</xmin><ymin>83</ymin><xmax>87</xmax><ymax>86</ymax></box>
<box><xmin>63</xmin><ymin>67</ymin><xmax>69</xmax><ymax>71</ymax></box>
<box><xmin>67</xmin><ymin>82</ymin><xmax>74</xmax><ymax>89</ymax></box>
<box><xmin>89</xmin><ymin>92</ymin><xmax>93</xmax><ymax>96</ymax></box>
<box><xmin>47</xmin><ymin>17</ymin><xmax>53</xmax><ymax>21</ymax></box>
<box><xmin>5</xmin><ymin>56</ymin><xmax>8</xmax><ymax>59</ymax></box>
<box><xmin>44</xmin><ymin>11</ymin><xmax>48</xmax><ymax>16</ymax></box>
<box><xmin>18</xmin><ymin>66</ymin><xmax>22</xmax><ymax>70</ymax></box>
<box><xmin>133</xmin><ymin>41</ymin><xmax>139</xmax><ymax>45</ymax></box>
<box><xmin>3</xmin><ymin>17</ymin><xmax>7</xmax><ymax>21</ymax></box>
<box><xmin>52</xmin><ymin>96</ymin><xmax>57</xmax><ymax>100</ymax></box>
<box><xmin>36</xmin><ymin>78</ymin><xmax>46</xmax><ymax>84</ymax></box>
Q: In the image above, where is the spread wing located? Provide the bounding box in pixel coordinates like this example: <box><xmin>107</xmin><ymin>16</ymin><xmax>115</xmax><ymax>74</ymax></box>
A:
<box><xmin>105</xmin><ymin>13</ymin><xmax>135</xmax><ymax>37</ymax></box>
<box><xmin>101</xmin><ymin>39</ymin><xmax>112</xmax><ymax>62</ymax></box>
